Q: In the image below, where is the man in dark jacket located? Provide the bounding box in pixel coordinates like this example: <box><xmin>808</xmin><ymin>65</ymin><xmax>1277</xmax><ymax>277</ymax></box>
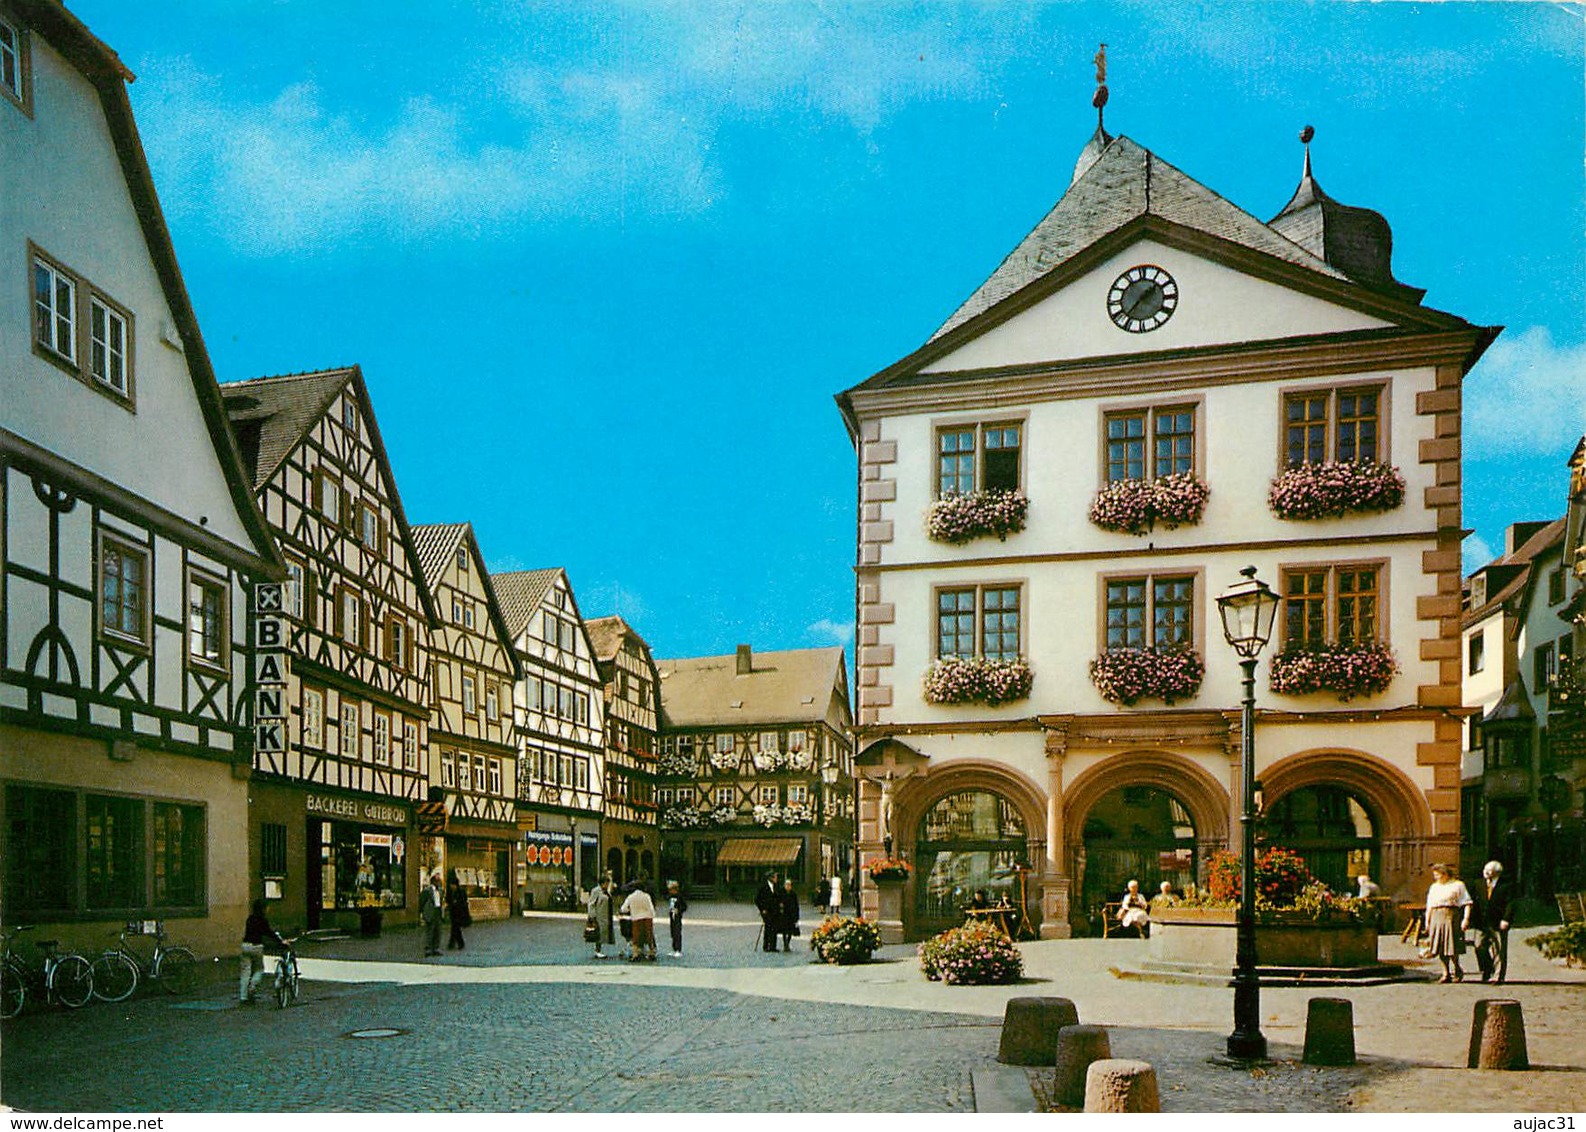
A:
<box><xmin>777</xmin><ymin>878</ymin><xmax>801</xmax><ymax>952</ymax></box>
<box><xmin>754</xmin><ymin>872</ymin><xmax>780</xmax><ymax>952</ymax></box>
<box><xmin>1472</xmin><ymin>859</ymin><xmax>1514</xmax><ymax>984</ymax></box>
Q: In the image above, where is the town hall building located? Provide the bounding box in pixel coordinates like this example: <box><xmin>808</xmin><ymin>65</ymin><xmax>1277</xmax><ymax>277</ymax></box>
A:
<box><xmin>838</xmin><ymin>83</ymin><xmax>1497</xmax><ymax>939</ymax></box>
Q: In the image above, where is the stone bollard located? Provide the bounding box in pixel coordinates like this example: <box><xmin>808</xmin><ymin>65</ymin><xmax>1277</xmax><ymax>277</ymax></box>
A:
<box><xmin>1302</xmin><ymin>996</ymin><xmax>1356</xmax><ymax>1066</ymax></box>
<box><xmin>1052</xmin><ymin>1023</ymin><xmax>1112</xmax><ymax>1107</ymax></box>
<box><xmin>1467</xmin><ymin>999</ymin><xmax>1529</xmax><ymax>1070</ymax></box>
<box><xmin>997</xmin><ymin>996</ymin><xmax>1079</xmax><ymax>1066</ymax></box>
<box><xmin>1083</xmin><ymin>1059</ymin><xmax>1161</xmax><ymax>1113</ymax></box>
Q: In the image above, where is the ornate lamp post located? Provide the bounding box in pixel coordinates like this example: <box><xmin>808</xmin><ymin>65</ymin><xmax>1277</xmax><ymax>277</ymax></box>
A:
<box><xmin>1216</xmin><ymin>565</ymin><xmax>1280</xmax><ymax>1062</ymax></box>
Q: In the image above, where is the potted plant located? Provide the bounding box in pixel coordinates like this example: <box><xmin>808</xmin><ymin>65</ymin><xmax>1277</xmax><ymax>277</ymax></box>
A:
<box><xmin>866</xmin><ymin>856</ymin><xmax>912</xmax><ymax>882</ymax></box>
<box><xmin>926</xmin><ymin>488</ymin><xmax>1029</xmax><ymax>544</ymax></box>
<box><xmin>1089</xmin><ymin>647</ymin><xmax>1205</xmax><ymax>706</ymax></box>
<box><xmin>810</xmin><ymin>915</ymin><xmax>882</xmax><ymax>965</ymax></box>
<box><xmin>918</xmin><ymin>921</ymin><xmax>1024</xmax><ymax>984</ymax></box>
<box><xmin>922</xmin><ymin>656</ymin><xmax>1034</xmax><ymax>707</ymax></box>
<box><xmin>1268</xmin><ymin>642</ymin><xmax>1398</xmax><ymax>701</ymax></box>
<box><xmin>1268</xmin><ymin>461</ymin><xmax>1405</xmax><ymax>520</ymax></box>
<box><xmin>1089</xmin><ymin>472</ymin><xmax>1209</xmax><ymax>536</ymax></box>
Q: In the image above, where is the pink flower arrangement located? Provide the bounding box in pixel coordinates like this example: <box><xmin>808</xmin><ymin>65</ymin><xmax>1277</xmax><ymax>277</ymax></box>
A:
<box><xmin>926</xmin><ymin>488</ymin><xmax>1029</xmax><ymax>544</ymax></box>
<box><xmin>1089</xmin><ymin>647</ymin><xmax>1205</xmax><ymax>706</ymax></box>
<box><xmin>1268</xmin><ymin>642</ymin><xmax>1398</xmax><ymax>701</ymax></box>
<box><xmin>918</xmin><ymin>922</ymin><xmax>1024</xmax><ymax>984</ymax></box>
<box><xmin>1089</xmin><ymin>472</ymin><xmax>1209</xmax><ymax>536</ymax></box>
<box><xmin>923</xmin><ymin>656</ymin><xmax>1034</xmax><ymax>707</ymax></box>
<box><xmin>1268</xmin><ymin>461</ymin><xmax>1405</xmax><ymax>520</ymax></box>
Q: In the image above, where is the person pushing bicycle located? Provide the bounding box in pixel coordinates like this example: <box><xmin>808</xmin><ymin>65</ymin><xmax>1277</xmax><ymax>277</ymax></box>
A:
<box><xmin>239</xmin><ymin>898</ymin><xmax>286</xmax><ymax>1006</ymax></box>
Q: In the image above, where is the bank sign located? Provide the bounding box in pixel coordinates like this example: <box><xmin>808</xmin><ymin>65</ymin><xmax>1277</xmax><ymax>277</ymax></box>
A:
<box><xmin>253</xmin><ymin>582</ymin><xmax>288</xmax><ymax>757</ymax></box>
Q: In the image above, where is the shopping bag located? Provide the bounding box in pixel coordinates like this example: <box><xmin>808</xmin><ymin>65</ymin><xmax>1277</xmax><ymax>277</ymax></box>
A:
<box><xmin>583</xmin><ymin>917</ymin><xmax>599</xmax><ymax>943</ymax></box>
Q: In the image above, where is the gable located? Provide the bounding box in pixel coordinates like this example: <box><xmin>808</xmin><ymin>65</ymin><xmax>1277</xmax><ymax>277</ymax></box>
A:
<box><xmin>921</xmin><ymin>236</ymin><xmax>1394</xmax><ymax>375</ymax></box>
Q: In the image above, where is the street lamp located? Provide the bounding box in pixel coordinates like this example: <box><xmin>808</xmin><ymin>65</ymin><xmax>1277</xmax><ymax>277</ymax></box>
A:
<box><xmin>1216</xmin><ymin>565</ymin><xmax>1280</xmax><ymax>1062</ymax></box>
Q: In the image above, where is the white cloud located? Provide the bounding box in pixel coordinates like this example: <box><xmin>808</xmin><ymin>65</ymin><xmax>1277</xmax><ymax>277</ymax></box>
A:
<box><xmin>807</xmin><ymin>617</ymin><xmax>854</xmax><ymax>646</ymax></box>
<box><xmin>1462</xmin><ymin>533</ymin><xmax>1494</xmax><ymax>576</ymax></box>
<box><xmin>1464</xmin><ymin>326</ymin><xmax>1586</xmax><ymax>458</ymax></box>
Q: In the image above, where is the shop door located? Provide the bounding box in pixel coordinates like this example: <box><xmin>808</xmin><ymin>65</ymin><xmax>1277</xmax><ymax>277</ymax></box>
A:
<box><xmin>305</xmin><ymin>819</ymin><xmax>323</xmax><ymax>930</ymax></box>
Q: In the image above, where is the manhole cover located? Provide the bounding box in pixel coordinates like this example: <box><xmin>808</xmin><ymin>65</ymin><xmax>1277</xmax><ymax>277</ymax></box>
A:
<box><xmin>344</xmin><ymin>1027</ymin><xmax>408</xmax><ymax>1040</ymax></box>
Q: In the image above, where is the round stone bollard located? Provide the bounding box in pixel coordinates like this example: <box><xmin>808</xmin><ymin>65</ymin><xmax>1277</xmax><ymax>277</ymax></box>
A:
<box><xmin>1052</xmin><ymin>1023</ymin><xmax>1112</xmax><ymax>1107</ymax></box>
<box><xmin>997</xmin><ymin>996</ymin><xmax>1079</xmax><ymax>1066</ymax></box>
<box><xmin>1302</xmin><ymin>996</ymin><xmax>1356</xmax><ymax>1066</ymax></box>
<box><xmin>1083</xmin><ymin>1059</ymin><xmax>1161</xmax><ymax>1113</ymax></box>
<box><xmin>1467</xmin><ymin>999</ymin><xmax>1529</xmax><ymax>1070</ymax></box>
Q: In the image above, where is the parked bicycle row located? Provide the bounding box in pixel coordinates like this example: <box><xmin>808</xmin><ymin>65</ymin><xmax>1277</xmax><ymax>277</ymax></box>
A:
<box><xmin>1</xmin><ymin>920</ymin><xmax>197</xmax><ymax>1018</ymax></box>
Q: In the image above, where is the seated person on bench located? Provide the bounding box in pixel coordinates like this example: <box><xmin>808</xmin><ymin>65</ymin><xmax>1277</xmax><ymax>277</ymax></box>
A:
<box><xmin>1118</xmin><ymin>879</ymin><xmax>1150</xmax><ymax>934</ymax></box>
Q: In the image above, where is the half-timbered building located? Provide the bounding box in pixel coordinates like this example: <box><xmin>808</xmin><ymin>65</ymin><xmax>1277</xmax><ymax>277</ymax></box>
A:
<box><xmin>493</xmin><ymin>568</ymin><xmax>604</xmax><ymax>906</ymax></box>
<box><xmin>655</xmin><ymin>645</ymin><xmax>854</xmax><ymax>900</ymax></box>
<box><xmin>1</xmin><ymin>0</ymin><xmax>282</xmax><ymax>955</ymax></box>
<box><xmin>411</xmin><ymin>522</ymin><xmax>521</xmax><ymax>920</ymax></box>
<box><xmin>222</xmin><ymin>366</ymin><xmax>438</xmax><ymax>931</ymax></box>
<box><xmin>586</xmin><ymin>615</ymin><xmax>661</xmax><ymax>886</ymax></box>
<box><xmin>837</xmin><ymin>89</ymin><xmax>1498</xmax><ymax>940</ymax></box>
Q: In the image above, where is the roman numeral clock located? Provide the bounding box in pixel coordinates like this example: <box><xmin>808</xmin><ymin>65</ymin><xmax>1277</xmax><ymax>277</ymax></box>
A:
<box><xmin>1107</xmin><ymin>264</ymin><xmax>1178</xmax><ymax>333</ymax></box>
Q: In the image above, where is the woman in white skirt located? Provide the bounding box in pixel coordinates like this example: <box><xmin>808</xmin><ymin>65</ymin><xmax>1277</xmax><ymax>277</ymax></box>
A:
<box><xmin>827</xmin><ymin>873</ymin><xmax>842</xmax><ymax>917</ymax></box>
<box><xmin>1424</xmin><ymin>862</ymin><xmax>1474</xmax><ymax>983</ymax></box>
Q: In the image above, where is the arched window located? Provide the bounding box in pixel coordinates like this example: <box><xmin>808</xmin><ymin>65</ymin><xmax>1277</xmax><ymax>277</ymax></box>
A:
<box><xmin>1079</xmin><ymin>785</ymin><xmax>1197</xmax><ymax>913</ymax></box>
<box><xmin>914</xmin><ymin>791</ymin><xmax>1027</xmax><ymax>929</ymax></box>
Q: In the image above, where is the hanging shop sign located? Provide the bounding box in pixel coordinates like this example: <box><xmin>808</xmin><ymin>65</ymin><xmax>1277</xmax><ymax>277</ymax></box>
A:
<box><xmin>523</xmin><ymin>828</ymin><xmax>574</xmax><ymax>867</ymax></box>
<box><xmin>253</xmin><ymin>582</ymin><xmax>288</xmax><ymax>756</ymax></box>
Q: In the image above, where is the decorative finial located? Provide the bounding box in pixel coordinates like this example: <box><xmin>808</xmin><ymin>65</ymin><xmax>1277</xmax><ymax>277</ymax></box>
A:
<box><xmin>1299</xmin><ymin>124</ymin><xmax>1314</xmax><ymax>178</ymax></box>
<box><xmin>1092</xmin><ymin>43</ymin><xmax>1109</xmax><ymax>127</ymax></box>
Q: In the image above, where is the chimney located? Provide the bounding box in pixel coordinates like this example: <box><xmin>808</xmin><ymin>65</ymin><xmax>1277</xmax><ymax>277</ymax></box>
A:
<box><xmin>736</xmin><ymin>644</ymin><xmax>753</xmax><ymax>676</ymax></box>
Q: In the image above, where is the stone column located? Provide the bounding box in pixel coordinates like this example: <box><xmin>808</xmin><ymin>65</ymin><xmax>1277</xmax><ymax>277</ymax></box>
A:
<box><xmin>1041</xmin><ymin>721</ymin><xmax>1073</xmax><ymax>938</ymax></box>
<box><xmin>856</xmin><ymin>774</ymin><xmax>882</xmax><ymax>924</ymax></box>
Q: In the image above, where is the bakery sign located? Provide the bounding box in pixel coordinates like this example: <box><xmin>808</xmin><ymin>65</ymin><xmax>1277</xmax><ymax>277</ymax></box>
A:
<box><xmin>253</xmin><ymin>582</ymin><xmax>288</xmax><ymax>756</ymax></box>
<box><xmin>306</xmin><ymin>793</ymin><xmax>409</xmax><ymax>826</ymax></box>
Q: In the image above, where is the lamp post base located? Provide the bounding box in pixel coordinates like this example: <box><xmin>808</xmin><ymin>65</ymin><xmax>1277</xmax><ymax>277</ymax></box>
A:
<box><xmin>1225</xmin><ymin>1030</ymin><xmax>1268</xmax><ymax>1062</ymax></box>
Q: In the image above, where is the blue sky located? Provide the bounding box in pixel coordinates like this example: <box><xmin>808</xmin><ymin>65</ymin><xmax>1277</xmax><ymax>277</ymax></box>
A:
<box><xmin>73</xmin><ymin>1</ymin><xmax>1585</xmax><ymax>659</ymax></box>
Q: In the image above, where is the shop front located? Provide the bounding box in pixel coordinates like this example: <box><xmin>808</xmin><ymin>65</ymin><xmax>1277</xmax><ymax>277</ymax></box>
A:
<box><xmin>252</xmin><ymin>780</ymin><xmax>416</xmax><ymax>934</ymax></box>
<box><xmin>443</xmin><ymin>824</ymin><xmax>513</xmax><ymax>921</ymax></box>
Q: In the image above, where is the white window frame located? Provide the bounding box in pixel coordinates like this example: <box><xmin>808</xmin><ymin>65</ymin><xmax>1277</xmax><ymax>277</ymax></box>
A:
<box><xmin>340</xmin><ymin>702</ymin><xmax>359</xmax><ymax>760</ymax></box>
<box><xmin>403</xmin><ymin>723</ymin><xmax>417</xmax><ymax>770</ymax></box>
<box><xmin>759</xmin><ymin>731</ymin><xmax>779</xmax><ymax>754</ymax></box>
<box><xmin>186</xmin><ymin>571</ymin><xmax>228</xmax><ymax>669</ymax></box>
<box><xmin>389</xmin><ymin>619</ymin><xmax>407</xmax><ymax>669</ymax></box>
<box><xmin>98</xmin><ymin>533</ymin><xmax>149</xmax><ymax>647</ymax></box>
<box><xmin>458</xmin><ymin>752</ymin><xmax>472</xmax><ymax>791</ymax></box>
<box><xmin>462</xmin><ymin>675</ymin><xmax>477</xmax><ymax>715</ymax></box>
<box><xmin>715</xmin><ymin>785</ymin><xmax>735</xmax><ymax>808</ymax></box>
<box><xmin>488</xmin><ymin>758</ymin><xmax>502</xmax><ymax>795</ymax></box>
<box><xmin>373</xmin><ymin>712</ymin><xmax>390</xmax><ymax>765</ymax></box>
<box><xmin>463</xmin><ymin>604</ymin><xmax>475</xmax><ymax>629</ymax></box>
<box><xmin>285</xmin><ymin>561</ymin><xmax>305</xmax><ymax>619</ymax></box>
<box><xmin>360</xmin><ymin>503</ymin><xmax>379</xmax><ymax>551</ymax></box>
<box><xmin>0</xmin><ymin>15</ymin><xmax>25</xmax><ymax>106</ymax></box>
<box><xmin>788</xmin><ymin>783</ymin><xmax>809</xmax><ymax>805</ymax></box>
<box><xmin>677</xmin><ymin>786</ymin><xmax>695</xmax><ymax>804</ymax></box>
<box><xmin>715</xmin><ymin>733</ymin><xmax>734</xmax><ymax>755</ymax></box>
<box><xmin>320</xmin><ymin>475</ymin><xmax>342</xmax><ymax>525</ymax></box>
<box><xmin>89</xmin><ymin>296</ymin><xmax>127</xmax><ymax>394</ymax></box>
<box><xmin>32</xmin><ymin>254</ymin><xmax>75</xmax><ymax>363</ymax></box>
<box><xmin>575</xmin><ymin>758</ymin><xmax>589</xmax><ymax>791</ymax></box>
<box><xmin>757</xmin><ymin>784</ymin><xmax>779</xmax><ymax>805</ymax></box>
<box><xmin>341</xmin><ymin>590</ymin><xmax>360</xmax><ymax>647</ymax></box>
<box><xmin>440</xmin><ymin>751</ymin><xmax>455</xmax><ymax>789</ymax></box>
<box><xmin>486</xmin><ymin>684</ymin><xmax>498</xmax><ymax>721</ymax></box>
<box><xmin>560</xmin><ymin>755</ymin><xmax>574</xmax><ymax>785</ymax></box>
<box><xmin>788</xmin><ymin>729</ymin><xmax>807</xmax><ymax>753</ymax></box>
<box><xmin>456</xmin><ymin>546</ymin><xmax>467</xmax><ymax>571</ymax></box>
<box><xmin>302</xmin><ymin>687</ymin><xmax>324</xmax><ymax>749</ymax></box>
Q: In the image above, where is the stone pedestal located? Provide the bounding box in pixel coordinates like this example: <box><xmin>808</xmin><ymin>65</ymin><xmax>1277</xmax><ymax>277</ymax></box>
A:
<box><xmin>874</xmin><ymin>876</ymin><xmax>907</xmax><ymax>944</ymax></box>
<box><xmin>1467</xmin><ymin>999</ymin><xmax>1529</xmax><ymax>1070</ymax></box>
<box><xmin>1303</xmin><ymin>997</ymin><xmax>1356</xmax><ymax>1066</ymax></box>
<box><xmin>997</xmin><ymin>996</ymin><xmax>1080</xmax><ymax>1066</ymax></box>
<box><xmin>1053</xmin><ymin>1024</ymin><xmax>1111</xmax><ymax>1106</ymax></box>
<box><xmin>1083</xmin><ymin>1059</ymin><xmax>1160</xmax><ymax>1113</ymax></box>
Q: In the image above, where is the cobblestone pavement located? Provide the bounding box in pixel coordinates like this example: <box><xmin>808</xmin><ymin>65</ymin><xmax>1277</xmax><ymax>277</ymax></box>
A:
<box><xmin>2</xmin><ymin>905</ymin><xmax>1582</xmax><ymax>1113</ymax></box>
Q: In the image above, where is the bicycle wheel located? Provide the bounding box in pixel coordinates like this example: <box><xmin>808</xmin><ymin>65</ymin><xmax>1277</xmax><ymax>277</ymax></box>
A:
<box><xmin>1</xmin><ymin>961</ymin><xmax>25</xmax><ymax>1019</ymax></box>
<box><xmin>90</xmin><ymin>951</ymin><xmax>138</xmax><ymax>1002</ymax></box>
<box><xmin>50</xmin><ymin>954</ymin><xmax>94</xmax><ymax>1009</ymax></box>
<box><xmin>273</xmin><ymin>960</ymin><xmax>289</xmax><ymax>1009</ymax></box>
<box><xmin>156</xmin><ymin>947</ymin><xmax>197</xmax><ymax>995</ymax></box>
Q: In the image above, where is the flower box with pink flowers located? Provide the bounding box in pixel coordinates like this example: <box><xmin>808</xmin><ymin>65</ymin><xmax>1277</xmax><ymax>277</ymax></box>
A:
<box><xmin>1268</xmin><ymin>642</ymin><xmax>1398</xmax><ymax>701</ymax></box>
<box><xmin>1089</xmin><ymin>647</ymin><xmax>1205</xmax><ymax>706</ymax></box>
<box><xmin>926</xmin><ymin>488</ymin><xmax>1029</xmax><ymax>545</ymax></box>
<box><xmin>1268</xmin><ymin>460</ymin><xmax>1406</xmax><ymax>520</ymax></box>
<box><xmin>923</xmin><ymin>656</ymin><xmax>1034</xmax><ymax>707</ymax></box>
<box><xmin>1089</xmin><ymin>472</ymin><xmax>1209</xmax><ymax>536</ymax></box>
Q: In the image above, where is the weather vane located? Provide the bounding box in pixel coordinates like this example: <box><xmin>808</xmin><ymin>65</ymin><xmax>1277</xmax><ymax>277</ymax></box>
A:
<box><xmin>1093</xmin><ymin>43</ymin><xmax>1108</xmax><ymax>128</ymax></box>
<box><xmin>1299</xmin><ymin>124</ymin><xmax>1315</xmax><ymax>175</ymax></box>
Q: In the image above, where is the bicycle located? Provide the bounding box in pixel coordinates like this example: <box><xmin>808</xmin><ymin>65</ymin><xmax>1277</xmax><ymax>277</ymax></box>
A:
<box><xmin>89</xmin><ymin>921</ymin><xmax>198</xmax><ymax>1002</ymax></box>
<box><xmin>1</xmin><ymin>925</ymin><xmax>95</xmax><ymax>1016</ymax></box>
<box><xmin>272</xmin><ymin>935</ymin><xmax>301</xmax><ymax>1009</ymax></box>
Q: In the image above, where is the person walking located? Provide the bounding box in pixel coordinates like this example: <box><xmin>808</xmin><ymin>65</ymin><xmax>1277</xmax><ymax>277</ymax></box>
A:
<box><xmin>827</xmin><ymin>872</ymin><xmax>842</xmax><ymax>917</ymax></box>
<box><xmin>239</xmin><ymin>898</ymin><xmax>285</xmax><ymax>1005</ymax></box>
<box><xmin>445</xmin><ymin>869</ymin><xmax>472</xmax><ymax>951</ymax></box>
<box><xmin>815</xmin><ymin>876</ymin><xmax>831</xmax><ymax>916</ymax></box>
<box><xmin>665</xmin><ymin>880</ymin><xmax>688</xmax><ymax>957</ymax></box>
<box><xmin>777</xmin><ymin>877</ymin><xmax>801</xmax><ymax>952</ymax></box>
<box><xmin>1472</xmin><ymin>860</ymin><xmax>1513</xmax><ymax>984</ymax></box>
<box><xmin>587</xmin><ymin>874</ymin><xmax>615</xmax><ymax>959</ymax></box>
<box><xmin>1424</xmin><ymin>862</ymin><xmax>1474</xmax><ymax>983</ymax></box>
<box><xmin>621</xmin><ymin>881</ymin><xmax>658</xmax><ymax>962</ymax></box>
<box><xmin>419</xmin><ymin>871</ymin><xmax>445</xmax><ymax>957</ymax></box>
<box><xmin>755</xmin><ymin>871</ymin><xmax>781</xmax><ymax>952</ymax></box>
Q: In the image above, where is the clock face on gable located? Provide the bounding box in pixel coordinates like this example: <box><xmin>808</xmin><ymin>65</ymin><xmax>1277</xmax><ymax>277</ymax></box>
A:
<box><xmin>1106</xmin><ymin>265</ymin><xmax>1178</xmax><ymax>333</ymax></box>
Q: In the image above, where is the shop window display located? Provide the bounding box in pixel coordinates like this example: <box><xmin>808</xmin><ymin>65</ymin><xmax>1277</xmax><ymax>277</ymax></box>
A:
<box><xmin>321</xmin><ymin>820</ymin><xmax>406</xmax><ymax>910</ymax></box>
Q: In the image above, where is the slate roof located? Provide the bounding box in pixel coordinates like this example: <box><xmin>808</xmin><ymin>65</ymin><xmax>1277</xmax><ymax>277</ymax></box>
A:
<box><xmin>654</xmin><ymin>646</ymin><xmax>848</xmax><ymax>729</ymax></box>
<box><xmin>1463</xmin><ymin>518</ymin><xmax>1565</xmax><ymax>628</ymax></box>
<box><xmin>930</xmin><ymin>135</ymin><xmax>1350</xmax><ymax>341</ymax></box>
<box><xmin>492</xmin><ymin>569</ymin><xmax>561</xmax><ymax>638</ymax></box>
<box><xmin>221</xmin><ymin>368</ymin><xmax>352</xmax><ymax>489</ymax></box>
<box><xmin>409</xmin><ymin>522</ymin><xmax>469</xmax><ymax>592</ymax></box>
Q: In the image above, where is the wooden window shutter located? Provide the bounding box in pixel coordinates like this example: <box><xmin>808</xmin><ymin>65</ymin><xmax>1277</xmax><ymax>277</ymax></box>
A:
<box><xmin>360</xmin><ymin>599</ymin><xmax>370</xmax><ymax>651</ymax></box>
<box><xmin>333</xmin><ymin>585</ymin><xmax>344</xmax><ymax>637</ymax></box>
<box><xmin>304</xmin><ymin>571</ymin><xmax>318</xmax><ymax>627</ymax></box>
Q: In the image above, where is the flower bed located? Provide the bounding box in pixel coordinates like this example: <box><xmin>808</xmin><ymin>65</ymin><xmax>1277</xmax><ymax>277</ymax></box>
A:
<box><xmin>1268</xmin><ymin>642</ymin><xmax>1398</xmax><ymax>701</ymax></box>
<box><xmin>923</xmin><ymin>656</ymin><xmax>1033</xmax><ymax>707</ymax></box>
<box><xmin>1089</xmin><ymin>472</ymin><xmax>1209</xmax><ymax>536</ymax></box>
<box><xmin>810</xmin><ymin>916</ymin><xmax>882</xmax><ymax>965</ymax></box>
<box><xmin>1089</xmin><ymin>647</ymin><xmax>1204</xmax><ymax>706</ymax></box>
<box><xmin>1268</xmin><ymin>461</ymin><xmax>1405</xmax><ymax>520</ymax></box>
<box><xmin>926</xmin><ymin>488</ymin><xmax>1029</xmax><ymax>544</ymax></box>
<box><xmin>918</xmin><ymin>922</ymin><xmax>1024</xmax><ymax>985</ymax></box>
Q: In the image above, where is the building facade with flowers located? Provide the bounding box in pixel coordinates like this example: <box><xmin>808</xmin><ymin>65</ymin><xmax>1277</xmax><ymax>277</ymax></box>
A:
<box><xmin>654</xmin><ymin>645</ymin><xmax>854</xmax><ymax>900</ymax></box>
<box><xmin>837</xmin><ymin>99</ymin><xmax>1497</xmax><ymax>939</ymax></box>
<box><xmin>585</xmin><ymin>615</ymin><xmax>661</xmax><ymax>886</ymax></box>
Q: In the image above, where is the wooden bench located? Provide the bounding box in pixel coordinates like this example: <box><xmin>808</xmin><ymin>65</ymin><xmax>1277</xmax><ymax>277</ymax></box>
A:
<box><xmin>1557</xmin><ymin>891</ymin><xmax>1585</xmax><ymax>924</ymax></box>
<box><xmin>1100</xmin><ymin>902</ymin><xmax>1146</xmax><ymax>939</ymax></box>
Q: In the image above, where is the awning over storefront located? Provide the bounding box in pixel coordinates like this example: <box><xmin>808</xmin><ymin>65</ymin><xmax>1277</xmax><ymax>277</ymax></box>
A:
<box><xmin>715</xmin><ymin>837</ymin><xmax>802</xmax><ymax>866</ymax></box>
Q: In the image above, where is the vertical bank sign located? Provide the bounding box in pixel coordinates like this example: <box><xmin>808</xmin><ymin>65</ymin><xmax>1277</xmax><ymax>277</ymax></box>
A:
<box><xmin>253</xmin><ymin>581</ymin><xmax>288</xmax><ymax>760</ymax></box>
